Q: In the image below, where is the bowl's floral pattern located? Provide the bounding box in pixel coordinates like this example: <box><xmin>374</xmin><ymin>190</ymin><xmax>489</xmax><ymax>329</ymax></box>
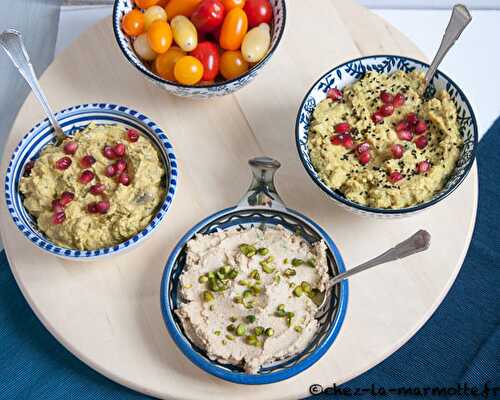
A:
<box><xmin>296</xmin><ymin>55</ymin><xmax>478</xmax><ymax>218</ymax></box>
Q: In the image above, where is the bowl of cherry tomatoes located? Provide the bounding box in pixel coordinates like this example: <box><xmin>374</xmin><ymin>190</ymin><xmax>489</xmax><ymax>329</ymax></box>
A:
<box><xmin>113</xmin><ymin>0</ymin><xmax>286</xmax><ymax>98</ymax></box>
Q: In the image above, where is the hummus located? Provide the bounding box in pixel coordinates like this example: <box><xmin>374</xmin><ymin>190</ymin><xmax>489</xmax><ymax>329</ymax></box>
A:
<box><xmin>20</xmin><ymin>123</ymin><xmax>165</xmax><ymax>250</ymax></box>
<box><xmin>308</xmin><ymin>70</ymin><xmax>463</xmax><ymax>209</ymax></box>
<box><xmin>176</xmin><ymin>226</ymin><xmax>330</xmax><ymax>373</ymax></box>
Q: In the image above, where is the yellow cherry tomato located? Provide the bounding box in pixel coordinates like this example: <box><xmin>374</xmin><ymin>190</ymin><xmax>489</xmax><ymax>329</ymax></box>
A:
<box><xmin>122</xmin><ymin>9</ymin><xmax>145</xmax><ymax>36</ymax></box>
<box><xmin>133</xmin><ymin>33</ymin><xmax>157</xmax><ymax>61</ymax></box>
<box><xmin>222</xmin><ymin>0</ymin><xmax>246</xmax><ymax>10</ymax></box>
<box><xmin>144</xmin><ymin>5</ymin><xmax>167</xmax><ymax>30</ymax></box>
<box><xmin>220</xmin><ymin>50</ymin><xmax>249</xmax><ymax>80</ymax></box>
<box><xmin>174</xmin><ymin>55</ymin><xmax>204</xmax><ymax>85</ymax></box>
<box><xmin>241</xmin><ymin>23</ymin><xmax>270</xmax><ymax>63</ymax></box>
<box><xmin>147</xmin><ymin>20</ymin><xmax>173</xmax><ymax>53</ymax></box>
<box><xmin>166</xmin><ymin>0</ymin><xmax>202</xmax><ymax>19</ymax></box>
<box><xmin>219</xmin><ymin>7</ymin><xmax>248</xmax><ymax>51</ymax></box>
<box><xmin>170</xmin><ymin>15</ymin><xmax>198</xmax><ymax>52</ymax></box>
<box><xmin>154</xmin><ymin>46</ymin><xmax>185</xmax><ymax>80</ymax></box>
<box><xmin>135</xmin><ymin>0</ymin><xmax>159</xmax><ymax>8</ymax></box>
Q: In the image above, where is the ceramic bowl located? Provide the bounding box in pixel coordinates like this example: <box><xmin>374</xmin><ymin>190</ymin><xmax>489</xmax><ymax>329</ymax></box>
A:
<box><xmin>296</xmin><ymin>55</ymin><xmax>478</xmax><ymax>218</ymax></box>
<box><xmin>112</xmin><ymin>0</ymin><xmax>287</xmax><ymax>98</ymax></box>
<box><xmin>4</xmin><ymin>103</ymin><xmax>178</xmax><ymax>260</ymax></box>
<box><xmin>161</xmin><ymin>157</ymin><xmax>348</xmax><ymax>384</ymax></box>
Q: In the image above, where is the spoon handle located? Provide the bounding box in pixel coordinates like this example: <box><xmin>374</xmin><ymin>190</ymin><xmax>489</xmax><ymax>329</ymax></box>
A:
<box><xmin>0</xmin><ymin>29</ymin><xmax>64</xmax><ymax>138</ymax></box>
<box><xmin>328</xmin><ymin>230</ymin><xmax>431</xmax><ymax>288</ymax></box>
<box><xmin>424</xmin><ymin>4</ymin><xmax>472</xmax><ymax>88</ymax></box>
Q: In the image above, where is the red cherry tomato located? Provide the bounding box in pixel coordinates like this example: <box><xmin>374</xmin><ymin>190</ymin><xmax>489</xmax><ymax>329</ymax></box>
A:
<box><xmin>190</xmin><ymin>41</ymin><xmax>220</xmax><ymax>81</ymax></box>
<box><xmin>243</xmin><ymin>0</ymin><xmax>272</xmax><ymax>28</ymax></box>
<box><xmin>191</xmin><ymin>0</ymin><xmax>225</xmax><ymax>34</ymax></box>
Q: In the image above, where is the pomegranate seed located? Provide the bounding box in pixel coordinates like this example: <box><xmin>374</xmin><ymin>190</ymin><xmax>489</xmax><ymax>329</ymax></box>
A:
<box><xmin>60</xmin><ymin>191</ymin><xmax>75</xmax><ymax>206</ymax></box>
<box><xmin>342</xmin><ymin>134</ymin><xmax>354</xmax><ymax>149</ymax></box>
<box><xmin>105</xmin><ymin>164</ymin><xmax>117</xmax><ymax>177</ymax></box>
<box><xmin>55</xmin><ymin>157</ymin><xmax>72</xmax><ymax>170</ymax></box>
<box><xmin>80</xmin><ymin>155</ymin><xmax>96</xmax><ymax>168</ymax></box>
<box><xmin>358</xmin><ymin>151</ymin><xmax>371</xmax><ymax>165</ymax></box>
<box><xmin>330</xmin><ymin>135</ymin><xmax>343</xmax><ymax>145</ymax></box>
<box><xmin>380</xmin><ymin>104</ymin><xmax>394</xmax><ymax>117</ymax></box>
<box><xmin>395</xmin><ymin>120</ymin><xmax>409</xmax><ymax>132</ymax></box>
<box><xmin>52</xmin><ymin>211</ymin><xmax>66</xmax><ymax>225</ymax></box>
<box><xmin>417</xmin><ymin>160</ymin><xmax>430</xmax><ymax>174</ymax></box>
<box><xmin>96</xmin><ymin>200</ymin><xmax>110</xmax><ymax>214</ymax></box>
<box><xmin>87</xmin><ymin>202</ymin><xmax>98</xmax><ymax>213</ymax></box>
<box><xmin>23</xmin><ymin>160</ymin><xmax>35</xmax><ymax>177</ymax></box>
<box><xmin>127</xmin><ymin>129</ymin><xmax>140</xmax><ymax>142</ymax></box>
<box><xmin>414</xmin><ymin>120</ymin><xmax>428</xmax><ymax>134</ymax></box>
<box><xmin>326</xmin><ymin>87</ymin><xmax>343</xmax><ymax>101</ymax></box>
<box><xmin>397</xmin><ymin>129</ymin><xmax>413</xmax><ymax>141</ymax></box>
<box><xmin>118</xmin><ymin>172</ymin><xmax>131</xmax><ymax>186</ymax></box>
<box><xmin>52</xmin><ymin>199</ymin><xmax>64</xmax><ymax>213</ymax></box>
<box><xmin>356</xmin><ymin>142</ymin><xmax>370</xmax><ymax>155</ymax></box>
<box><xmin>113</xmin><ymin>143</ymin><xmax>126</xmax><ymax>157</ymax></box>
<box><xmin>406</xmin><ymin>112</ymin><xmax>418</xmax><ymax>125</ymax></box>
<box><xmin>414</xmin><ymin>135</ymin><xmax>428</xmax><ymax>149</ymax></box>
<box><xmin>393</xmin><ymin>93</ymin><xmax>406</xmax><ymax>107</ymax></box>
<box><xmin>90</xmin><ymin>183</ymin><xmax>105</xmax><ymax>195</ymax></box>
<box><xmin>79</xmin><ymin>170</ymin><xmax>95</xmax><ymax>184</ymax></box>
<box><xmin>390</xmin><ymin>144</ymin><xmax>404</xmax><ymax>159</ymax></box>
<box><xmin>380</xmin><ymin>91</ymin><xmax>394</xmax><ymax>104</ymax></box>
<box><xmin>103</xmin><ymin>146</ymin><xmax>116</xmax><ymax>160</ymax></box>
<box><xmin>388</xmin><ymin>171</ymin><xmax>403</xmax><ymax>183</ymax></box>
<box><xmin>63</xmin><ymin>141</ymin><xmax>78</xmax><ymax>155</ymax></box>
<box><xmin>371</xmin><ymin>112</ymin><xmax>384</xmax><ymax>124</ymax></box>
<box><xmin>335</xmin><ymin>122</ymin><xmax>351</xmax><ymax>134</ymax></box>
<box><xmin>115</xmin><ymin>159</ymin><xmax>127</xmax><ymax>174</ymax></box>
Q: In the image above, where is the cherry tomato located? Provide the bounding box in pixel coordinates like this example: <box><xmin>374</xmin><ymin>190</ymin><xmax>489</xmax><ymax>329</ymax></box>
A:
<box><xmin>171</xmin><ymin>16</ymin><xmax>198</xmax><ymax>51</ymax></box>
<box><xmin>241</xmin><ymin>22</ymin><xmax>270</xmax><ymax>62</ymax></box>
<box><xmin>219</xmin><ymin>7</ymin><xmax>248</xmax><ymax>50</ymax></box>
<box><xmin>190</xmin><ymin>41</ymin><xmax>220</xmax><ymax>81</ymax></box>
<box><xmin>174</xmin><ymin>55</ymin><xmax>204</xmax><ymax>84</ymax></box>
<box><xmin>222</xmin><ymin>0</ymin><xmax>245</xmax><ymax>10</ymax></box>
<box><xmin>166</xmin><ymin>0</ymin><xmax>203</xmax><ymax>19</ymax></box>
<box><xmin>220</xmin><ymin>50</ymin><xmax>249</xmax><ymax>79</ymax></box>
<box><xmin>144</xmin><ymin>5</ymin><xmax>167</xmax><ymax>29</ymax></box>
<box><xmin>155</xmin><ymin>46</ymin><xmax>185</xmax><ymax>80</ymax></box>
<box><xmin>134</xmin><ymin>33</ymin><xmax>157</xmax><ymax>61</ymax></box>
<box><xmin>135</xmin><ymin>0</ymin><xmax>159</xmax><ymax>8</ymax></box>
<box><xmin>156</xmin><ymin>0</ymin><xmax>169</xmax><ymax>6</ymax></box>
<box><xmin>191</xmin><ymin>0</ymin><xmax>225</xmax><ymax>34</ymax></box>
<box><xmin>147</xmin><ymin>20</ymin><xmax>173</xmax><ymax>53</ymax></box>
<box><xmin>122</xmin><ymin>9</ymin><xmax>145</xmax><ymax>36</ymax></box>
<box><xmin>243</xmin><ymin>0</ymin><xmax>272</xmax><ymax>28</ymax></box>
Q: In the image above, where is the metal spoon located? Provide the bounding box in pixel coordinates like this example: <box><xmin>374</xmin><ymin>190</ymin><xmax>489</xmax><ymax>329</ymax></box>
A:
<box><xmin>424</xmin><ymin>4</ymin><xmax>472</xmax><ymax>90</ymax></box>
<box><xmin>0</xmin><ymin>29</ymin><xmax>65</xmax><ymax>143</ymax></box>
<box><xmin>315</xmin><ymin>230</ymin><xmax>431</xmax><ymax>315</ymax></box>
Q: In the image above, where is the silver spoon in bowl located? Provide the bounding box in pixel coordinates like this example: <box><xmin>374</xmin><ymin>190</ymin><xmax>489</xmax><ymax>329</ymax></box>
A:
<box><xmin>314</xmin><ymin>230</ymin><xmax>431</xmax><ymax>315</ymax></box>
<box><xmin>0</xmin><ymin>29</ymin><xmax>65</xmax><ymax>143</ymax></box>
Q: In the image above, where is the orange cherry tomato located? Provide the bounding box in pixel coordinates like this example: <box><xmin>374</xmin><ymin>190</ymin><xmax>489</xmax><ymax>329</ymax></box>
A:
<box><xmin>166</xmin><ymin>0</ymin><xmax>202</xmax><ymax>19</ymax></box>
<box><xmin>174</xmin><ymin>55</ymin><xmax>204</xmax><ymax>85</ymax></box>
<box><xmin>219</xmin><ymin>7</ymin><xmax>248</xmax><ymax>50</ymax></box>
<box><xmin>135</xmin><ymin>0</ymin><xmax>159</xmax><ymax>8</ymax></box>
<box><xmin>122</xmin><ymin>9</ymin><xmax>145</xmax><ymax>36</ymax></box>
<box><xmin>220</xmin><ymin>50</ymin><xmax>249</xmax><ymax>80</ymax></box>
<box><xmin>154</xmin><ymin>46</ymin><xmax>185</xmax><ymax>80</ymax></box>
<box><xmin>147</xmin><ymin>20</ymin><xmax>173</xmax><ymax>53</ymax></box>
<box><xmin>222</xmin><ymin>0</ymin><xmax>246</xmax><ymax>10</ymax></box>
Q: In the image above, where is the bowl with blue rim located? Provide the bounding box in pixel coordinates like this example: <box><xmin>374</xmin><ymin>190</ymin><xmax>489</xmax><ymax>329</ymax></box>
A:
<box><xmin>4</xmin><ymin>103</ymin><xmax>178</xmax><ymax>260</ymax></box>
<box><xmin>112</xmin><ymin>0</ymin><xmax>287</xmax><ymax>98</ymax></box>
<box><xmin>295</xmin><ymin>55</ymin><xmax>478</xmax><ymax>218</ymax></box>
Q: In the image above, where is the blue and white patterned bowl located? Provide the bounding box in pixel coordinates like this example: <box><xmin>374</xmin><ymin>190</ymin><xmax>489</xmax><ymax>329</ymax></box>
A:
<box><xmin>296</xmin><ymin>55</ymin><xmax>478</xmax><ymax>218</ymax></box>
<box><xmin>4</xmin><ymin>103</ymin><xmax>178</xmax><ymax>260</ymax></box>
<box><xmin>112</xmin><ymin>0</ymin><xmax>286</xmax><ymax>98</ymax></box>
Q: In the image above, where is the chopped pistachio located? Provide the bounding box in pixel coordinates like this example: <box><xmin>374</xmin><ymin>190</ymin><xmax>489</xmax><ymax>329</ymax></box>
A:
<box><xmin>251</xmin><ymin>285</ymin><xmax>261</xmax><ymax>295</ymax></box>
<box><xmin>236</xmin><ymin>324</ymin><xmax>246</xmax><ymax>336</ymax></box>
<box><xmin>254</xmin><ymin>326</ymin><xmax>264</xmax><ymax>336</ymax></box>
<box><xmin>229</xmin><ymin>316</ymin><xmax>237</xmax><ymax>322</ymax></box>
<box><xmin>275</xmin><ymin>310</ymin><xmax>286</xmax><ymax>317</ymax></box>
<box><xmin>214</xmin><ymin>330</ymin><xmax>221</xmax><ymax>336</ymax></box>
<box><xmin>257</xmin><ymin>248</ymin><xmax>269</xmax><ymax>256</ymax></box>
<box><xmin>207</xmin><ymin>271</ymin><xmax>215</xmax><ymax>279</ymax></box>
<box><xmin>301</xmin><ymin>281</ymin><xmax>312</xmax><ymax>293</ymax></box>
<box><xmin>243</xmin><ymin>289</ymin><xmax>253</xmax><ymax>299</ymax></box>
<box><xmin>222</xmin><ymin>265</ymin><xmax>232</xmax><ymax>274</ymax></box>
<box><xmin>261</xmin><ymin>263</ymin><xmax>275</xmax><ymax>274</ymax></box>
<box><xmin>209</xmin><ymin>304</ymin><xmax>215</xmax><ymax>311</ymax></box>
<box><xmin>293</xmin><ymin>286</ymin><xmax>304</xmax><ymax>297</ymax></box>
<box><xmin>294</xmin><ymin>326</ymin><xmax>303</xmax><ymax>333</ymax></box>
<box><xmin>233</xmin><ymin>296</ymin><xmax>242</xmax><ymax>304</ymax></box>
<box><xmin>283</xmin><ymin>258</ymin><xmax>289</xmax><ymax>264</ymax></box>
<box><xmin>246</xmin><ymin>250</ymin><xmax>256</xmax><ymax>257</ymax></box>
<box><xmin>238</xmin><ymin>279</ymin><xmax>250</xmax><ymax>286</ymax></box>
<box><xmin>265</xmin><ymin>327</ymin><xmax>274</xmax><ymax>337</ymax></box>
<box><xmin>306</xmin><ymin>258</ymin><xmax>316</xmax><ymax>268</ymax></box>
<box><xmin>227</xmin><ymin>324</ymin><xmax>235</xmax><ymax>332</ymax></box>
<box><xmin>227</xmin><ymin>269</ymin><xmax>239</xmax><ymax>279</ymax></box>
<box><xmin>216</xmin><ymin>271</ymin><xmax>225</xmax><ymax>280</ymax></box>
<box><xmin>246</xmin><ymin>315</ymin><xmax>256</xmax><ymax>323</ymax></box>
<box><xmin>283</xmin><ymin>268</ymin><xmax>296</xmax><ymax>277</ymax></box>
<box><xmin>198</xmin><ymin>275</ymin><xmax>208</xmax><ymax>284</ymax></box>
<box><xmin>291</xmin><ymin>258</ymin><xmax>304</xmax><ymax>267</ymax></box>
<box><xmin>249</xmin><ymin>269</ymin><xmax>260</xmax><ymax>280</ymax></box>
<box><xmin>225</xmin><ymin>334</ymin><xmax>235</xmax><ymax>341</ymax></box>
<box><xmin>246</xmin><ymin>335</ymin><xmax>258</xmax><ymax>346</ymax></box>
<box><xmin>277</xmin><ymin>304</ymin><xmax>285</xmax><ymax>312</ymax></box>
<box><xmin>222</xmin><ymin>339</ymin><xmax>227</xmax><ymax>345</ymax></box>
<box><xmin>273</xmin><ymin>274</ymin><xmax>281</xmax><ymax>284</ymax></box>
<box><xmin>202</xmin><ymin>291</ymin><xmax>214</xmax><ymax>302</ymax></box>
<box><xmin>182</xmin><ymin>283</ymin><xmax>192</xmax><ymax>289</ymax></box>
<box><xmin>244</xmin><ymin>300</ymin><xmax>255</xmax><ymax>309</ymax></box>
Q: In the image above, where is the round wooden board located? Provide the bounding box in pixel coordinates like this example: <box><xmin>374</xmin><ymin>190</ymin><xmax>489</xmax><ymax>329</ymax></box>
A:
<box><xmin>0</xmin><ymin>1</ymin><xmax>478</xmax><ymax>399</ymax></box>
